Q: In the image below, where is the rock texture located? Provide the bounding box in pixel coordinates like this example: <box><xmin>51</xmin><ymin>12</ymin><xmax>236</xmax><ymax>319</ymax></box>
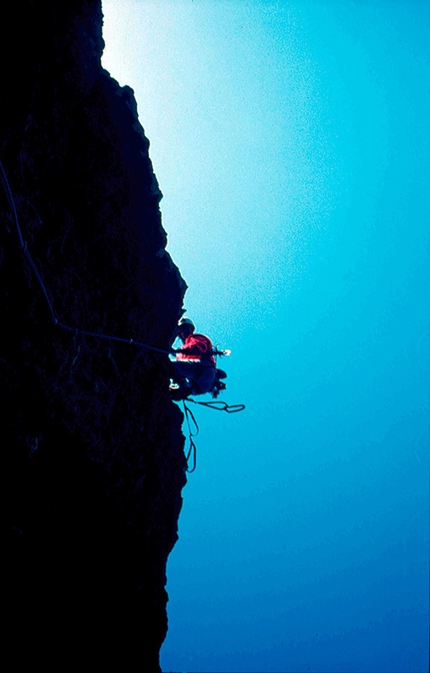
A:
<box><xmin>1</xmin><ymin>2</ymin><xmax>187</xmax><ymax>670</ymax></box>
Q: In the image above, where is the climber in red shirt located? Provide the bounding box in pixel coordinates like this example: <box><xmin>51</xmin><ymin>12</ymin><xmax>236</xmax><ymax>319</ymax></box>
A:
<box><xmin>170</xmin><ymin>317</ymin><xmax>217</xmax><ymax>398</ymax></box>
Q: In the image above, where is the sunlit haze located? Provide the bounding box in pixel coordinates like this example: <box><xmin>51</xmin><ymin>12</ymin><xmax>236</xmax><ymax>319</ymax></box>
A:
<box><xmin>102</xmin><ymin>2</ymin><xmax>429</xmax><ymax>671</ymax></box>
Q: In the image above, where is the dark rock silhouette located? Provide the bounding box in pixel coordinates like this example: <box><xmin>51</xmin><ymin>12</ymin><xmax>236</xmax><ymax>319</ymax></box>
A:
<box><xmin>1</xmin><ymin>2</ymin><xmax>187</xmax><ymax>670</ymax></box>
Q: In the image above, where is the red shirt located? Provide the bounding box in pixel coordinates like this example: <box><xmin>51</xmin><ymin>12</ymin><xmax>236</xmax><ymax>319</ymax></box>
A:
<box><xmin>177</xmin><ymin>333</ymin><xmax>215</xmax><ymax>365</ymax></box>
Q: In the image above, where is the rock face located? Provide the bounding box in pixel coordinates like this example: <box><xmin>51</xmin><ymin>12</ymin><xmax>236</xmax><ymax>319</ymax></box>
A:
<box><xmin>1</xmin><ymin>2</ymin><xmax>187</xmax><ymax>670</ymax></box>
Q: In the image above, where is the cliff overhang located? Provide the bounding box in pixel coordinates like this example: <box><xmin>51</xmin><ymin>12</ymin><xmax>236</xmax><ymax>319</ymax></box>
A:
<box><xmin>1</xmin><ymin>2</ymin><xmax>187</xmax><ymax>670</ymax></box>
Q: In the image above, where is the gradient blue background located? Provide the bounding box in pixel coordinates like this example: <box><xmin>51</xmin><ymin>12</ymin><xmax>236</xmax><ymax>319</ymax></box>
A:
<box><xmin>102</xmin><ymin>2</ymin><xmax>429</xmax><ymax>671</ymax></box>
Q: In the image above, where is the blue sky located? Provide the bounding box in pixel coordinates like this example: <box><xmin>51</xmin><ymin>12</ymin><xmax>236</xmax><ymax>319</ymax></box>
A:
<box><xmin>101</xmin><ymin>2</ymin><xmax>429</xmax><ymax>671</ymax></box>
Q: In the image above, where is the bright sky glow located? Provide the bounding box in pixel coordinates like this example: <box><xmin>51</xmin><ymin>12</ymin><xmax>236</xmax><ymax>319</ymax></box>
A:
<box><xmin>102</xmin><ymin>2</ymin><xmax>429</xmax><ymax>671</ymax></box>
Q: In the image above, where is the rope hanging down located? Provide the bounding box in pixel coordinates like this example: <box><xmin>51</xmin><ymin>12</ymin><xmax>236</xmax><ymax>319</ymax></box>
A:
<box><xmin>181</xmin><ymin>398</ymin><xmax>245</xmax><ymax>473</ymax></box>
<box><xmin>182</xmin><ymin>401</ymin><xmax>199</xmax><ymax>473</ymax></box>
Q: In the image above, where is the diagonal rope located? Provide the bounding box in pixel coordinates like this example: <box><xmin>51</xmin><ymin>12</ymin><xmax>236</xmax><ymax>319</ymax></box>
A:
<box><xmin>0</xmin><ymin>159</ymin><xmax>172</xmax><ymax>356</ymax></box>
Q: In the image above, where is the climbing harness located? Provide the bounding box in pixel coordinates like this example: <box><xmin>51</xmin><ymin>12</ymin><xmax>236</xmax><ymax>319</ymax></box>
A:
<box><xmin>1</xmin><ymin>159</ymin><xmax>245</xmax><ymax>474</ymax></box>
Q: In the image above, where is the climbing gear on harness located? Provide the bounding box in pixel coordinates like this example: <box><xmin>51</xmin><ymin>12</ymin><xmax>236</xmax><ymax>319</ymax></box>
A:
<box><xmin>210</xmin><ymin>368</ymin><xmax>226</xmax><ymax>398</ymax></box>
<box><xmin>170</xmin><ymin>382</ymin><xmax>193</xmax><ymax>401</ymax></box>
<box><xmin>169</xmin><ymin>362</ymin><xmax>227</xmax><ymax>400</ymax></box>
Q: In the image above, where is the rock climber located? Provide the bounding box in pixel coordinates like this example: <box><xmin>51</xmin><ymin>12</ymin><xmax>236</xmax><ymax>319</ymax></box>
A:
<box><xmin>170</xmin><ymin>317</ymin><xmax>217</xmax><ymax>399</ymax></box>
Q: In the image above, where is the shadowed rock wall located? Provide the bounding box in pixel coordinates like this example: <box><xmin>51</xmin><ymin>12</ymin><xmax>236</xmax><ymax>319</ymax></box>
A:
<box><xmin>1</xmin><ymin>2</ymin><xmax>187</xmax><ymax>670</ymax></box>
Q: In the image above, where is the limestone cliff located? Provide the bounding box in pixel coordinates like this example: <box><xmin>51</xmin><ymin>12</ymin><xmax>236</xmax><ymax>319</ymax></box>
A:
<box><xmin>1</xmin><ymin>2</ymin><xmax>187</xmax><ymax>670</ymax></box>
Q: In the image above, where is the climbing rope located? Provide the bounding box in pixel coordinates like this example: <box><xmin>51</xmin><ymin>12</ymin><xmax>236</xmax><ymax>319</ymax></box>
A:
<box><xmin>1</xmin><ymin>161</ymin><xmax>235</xmax><ymax>360</ymax></box>
<box><xmin>1</xmin><ymin>159</ymin><xmax>173</xmax><ymax>356</ymax></box>
<box><xmin>181</xmin><ymin>397</ymin><xmax>245</xmax><ymax>472</ymax></box>
<box><xmin>182</xmin><ymin>401</ymin><xmax>199</xmax><ymax>473</ymax></box>
<box><xmin>1</xmin><ymin>159</ymin><xmax>245</xmax><ymax>474</ymax></box>
<box><xmin>186</xmin><ymin>399</ymin><xmax>245</xmax><ymax>413</ymax></box>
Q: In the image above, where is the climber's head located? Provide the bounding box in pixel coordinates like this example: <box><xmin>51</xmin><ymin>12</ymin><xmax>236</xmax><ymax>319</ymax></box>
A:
<box><xmin>178</xmin><ymin>316</ymin><xmax>195</xmax><ymax>341</ymax></box>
